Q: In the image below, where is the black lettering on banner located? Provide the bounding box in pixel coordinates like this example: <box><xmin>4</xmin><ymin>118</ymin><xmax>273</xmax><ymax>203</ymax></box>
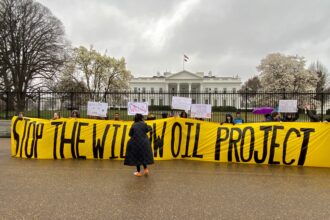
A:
<box><xmin>20</xmin><ymin>118</ymin><xmax>31</xmax><ymax>158</ymax></box>
<box><xmin>182</xmin><ymin>122</ymin><xmax>194</xmax><ymax>158</ymax></box>
<box><xmin>51</xmin><ymin>121</ymin><xmax>63</xmax><ymax>159</ymax></box>
<box><xmin>228</xmin><ymin>128</ymin><xmax>242</xmax><ymax>162</ymax></box>
<box><xmin>268</xmin><ymin>125</ymin><xmax>284</xmax><ymax>165</ymax></box>
<box><xmin>120</xmin><ymin>125</ymin><xmax>127</xmax><ymax>158</ymax></box>
<box><xmin>240</xmin><ymin>126</ymin><xmax>255</xmax><ymax>162</ymax></box>
<box><xmin>282</xmin><ymin>128</ymin><xmax>300</xmax><ymax>165</ymax></box>
<box><xmin>254</xmin><ymin>126</ymin><xmax>272</xmax><ymax>163</ymax></box>
<box><xmin>33</xmin><ymin>123</ymin><xmax>44</xmax><ymax>158</ymax></box>
<box><xmin>192</xmin><ymin>123</ymin><xmax>203</xmax><ymax>158</ymax></box>
<box><xmin>298</xmin><ymin>128</ymin><xmax>315</xmax><ymax>166</ymax></box>
<box><xmin>110</xmin><ymin>124</ymin><xmax>121</xmax><ymax>159</ymax></box>
<box><xmin>92</xmin><ymin>124</ymin><xmax>110</xmax><ymax>159</ymax></box>
<box><xmin>12</xmin><ymin>117</ymin><xmax>23</xmax><ymax>156</ymax></box>
<box><xmin>214</xmin><ymin>127</ymin><xmax>229</xmax><ymax>161</ymax></box>
<box><xmin>76</xmin><ymin>122</ymin><xmax>88</xmax><ymax>159</ymax></box>
<box><xmin>25</xmin><ymin>121</ymin><xmax>36</xmax><ymax>158</ymax></box>
<box><xmin>60</xmin><ymin>122</ymin><xmax>78</xmax><ymax>159</ymax></box>
<box><xmin>153</xmin><ymin>122</ymin><xmax>167</xmax><ymax>158</ymax></box>
<box><xmin>171</xmin><ymin>122</ymin><xmax>182</xmax><ymax>158</ymax></box>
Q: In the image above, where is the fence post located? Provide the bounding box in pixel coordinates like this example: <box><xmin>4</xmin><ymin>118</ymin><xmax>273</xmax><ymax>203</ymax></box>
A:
<box><xmin>245</xmin><ymin>88</ymin><xmax>248</xmax><ymax>123</ymax></box>
<box><xmin>37</xmin><ymin>89</ymin><xmax>41</xmax><ymax>118</ymax></box>
<box><xmin>5</xmin><ymin>91</ymin><xmax>9</xmax><ymax>119</ymax></box>
<box><xmin>70</xmin><ymin>92</ymin><xmax>74</xmax><ymax>111</ymax></box>
<box><xmin>321</xmin><ymin>90</ymin><xmax>324</xmax><ymax>121</ymax></box>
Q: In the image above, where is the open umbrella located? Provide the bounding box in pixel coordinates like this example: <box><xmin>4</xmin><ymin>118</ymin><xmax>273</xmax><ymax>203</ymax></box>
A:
<box><xmin>252</xmin><ymin>107</ymin><xmax>274</xmax><ymax>114</ymax></box>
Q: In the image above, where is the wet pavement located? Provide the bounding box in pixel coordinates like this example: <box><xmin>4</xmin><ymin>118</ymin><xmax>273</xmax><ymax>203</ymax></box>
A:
<box><xmin>1</xmin><ymin>138</ymin><xmax>330</xmax><ymax>220</ymax></box>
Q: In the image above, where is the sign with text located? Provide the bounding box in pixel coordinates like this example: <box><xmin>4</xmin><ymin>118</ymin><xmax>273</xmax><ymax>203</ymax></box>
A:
<box><xmin>190</xmin><ymin>104</ymin><xmax>212</xmax><ymax>118</ymax></box>
<box><xmin>279</xmin><ymin>100</ymin><xmax>298</xmax><ymax>113</ymax></box>
<box><xmin>11</xmin><ymin>116</ymin><xmax>330</xmax><ymax>168</ymax></box>
<box><xmin>171</xmin><ymin>96</ymin><xmax>192</xmax><ymax>111</ymax></box>
<box><xmin>87</xmin><ymin>101</ymin><xmax>108</xmax><ymax>117</ymax></box>
<box><xmin>128</xmin><ymin>102</ymin><xmax>149</xmax><ymax>115</ymax></box>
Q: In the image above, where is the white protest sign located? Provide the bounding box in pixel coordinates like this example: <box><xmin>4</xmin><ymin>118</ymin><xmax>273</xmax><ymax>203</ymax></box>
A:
<box><xmin>87</xmin><ymin>101</ymin><xmax>108</xmax><ymax>117</ymax></box>
<box><xmin>171</xmin><ymin>96</ymin><xmax>192</xmax><ymax>111</ymax></box>
<box><xmin>278</xmin><ymin>100</ymin><xmax>298</xmax><ymax>113</ymax></box>
<box><xmin>128</xmin><ymin>102</ymin><xmax>149</xmax><ymax>115</ymax></box>
<box><xmin>190</xmin><ymin>104</ymin><xmax>212</xmax><ymax>118</ymax></box>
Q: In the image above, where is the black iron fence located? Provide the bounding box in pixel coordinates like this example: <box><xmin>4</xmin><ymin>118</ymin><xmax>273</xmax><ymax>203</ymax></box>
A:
<box><xmin>1</xmin><ymin>91</ymin><xmax>330</xmax><ymax>122</ymax></box>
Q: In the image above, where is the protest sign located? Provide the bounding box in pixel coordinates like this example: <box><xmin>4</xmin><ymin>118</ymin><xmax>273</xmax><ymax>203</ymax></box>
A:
<box><xmin>128</xmin><ymin>102</ymin><xmax>149</xmax><ymax>115</ymax></box>
<box><xmin>171</xmin><ymin>96</ymin><xmax>192</xmax><ymax>111</ymax></box>
<box><xmin>190</xmin><ymin>104</ymin><xmax>212</xmax><ymax>118</ymax></box>
<box><xmin>279</xmin><ymin>100</ymin><xmax>298</xmax><ymax>113</ymax></box>
<box><xmin>87</xmin><ymin>101</ymin><xmax>108</xmax><ymax>117</ymax></box>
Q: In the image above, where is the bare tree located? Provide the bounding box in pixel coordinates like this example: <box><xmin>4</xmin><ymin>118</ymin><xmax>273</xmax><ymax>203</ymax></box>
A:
<box><xmin>0</xmin><ymin>0</ymin><xmax>67</xmax><ymax>112</ymax></box>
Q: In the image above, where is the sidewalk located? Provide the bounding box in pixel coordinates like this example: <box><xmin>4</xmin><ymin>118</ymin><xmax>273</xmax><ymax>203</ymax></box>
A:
<box><xmin>0</xmin><ymin>120</ymin><xmax>10</xmax><ymax>137</ymax></box>
<box><xmin>1</xmin><ymin>138</ymin><xmax>330</xmax><ymax>219</ymax></box>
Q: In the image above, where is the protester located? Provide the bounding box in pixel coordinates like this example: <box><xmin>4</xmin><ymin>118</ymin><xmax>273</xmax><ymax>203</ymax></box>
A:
<box><xmin>52</xmin><ymin>112</ymin><xmax>61</xmax><ymax>120</ymax></box>
<box><xmin>146</xmin><ymin>113</ymin><xmax>156</xmax><ymax>120</ymax></box>
<box><xmin>282</xmin><ymin>112</ymin><xmax>299</xmax><ymax>122</ymax></box>
<box><xmin>271</xmin><ymin>111</ymin><xmax>281</xmax><ymax>121</ymax></box>
<box><xmin>264</xmin><ymin>114</ymin><xmax>273</xmax><ymax>122</ymax></box>
<box><xmin>180</xmin><ymin>111</ymin><xmax>188</xmax><ymax>118</ymax></box>
<box><xmin>124</xmin><ymin>114</ymin><xmax>154</xmax><ymax>177</ymax></box>
<box><xmin>221</xmin><ymin>113</ymin><xmax>234</xmax><ymax>125</ymax></box>
<box><xmin>71</xmin><ymin>110</ymin><xmax>80</xmax><ymax>118</ymax></box>
<box><xmin>113</xmin><ymin>112</ymin><xmax>120</xmax><ymax>121</ymax></box>
<box><xmin>18</xmin><ymin>112</ymin><xmax>24</xmax><ymax>119</ymax></box>
<box><xmin>161</xmin><ymin>112</ymin><xmax>168</xmax><ymax>118</ymax></box>
<box><xmin>304</xmin><ymin>104</ymin><xmax>330</xmax><ymax>122</ymax></box>
<box><xmin>233</xmin><ymin>111</ymin><xmax>244</xmax><ymax>124</ymax></box>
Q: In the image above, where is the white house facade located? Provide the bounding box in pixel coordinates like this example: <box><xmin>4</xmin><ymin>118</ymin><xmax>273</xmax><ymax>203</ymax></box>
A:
<box><xmin>129</xmin><ymin>70</ymin><xmax>242</xmax><ymax>107</ymax></box>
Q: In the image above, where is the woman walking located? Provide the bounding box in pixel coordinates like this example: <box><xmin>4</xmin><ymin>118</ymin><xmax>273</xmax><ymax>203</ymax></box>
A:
<box><xmin>124</xmin><ymin>114</ymin><xmax>154</xmax><ymax>177</ymax></box>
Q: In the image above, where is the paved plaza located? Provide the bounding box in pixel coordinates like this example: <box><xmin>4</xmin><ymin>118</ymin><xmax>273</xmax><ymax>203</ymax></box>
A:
<box><xmin>1</xmin><ymin>138</ymin><xmax>330</xmax><ymax>219</ymax></box>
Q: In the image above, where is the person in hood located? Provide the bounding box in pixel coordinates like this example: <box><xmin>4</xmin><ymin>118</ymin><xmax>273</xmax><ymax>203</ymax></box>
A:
<box><xmin>124</xmin><ymin>114</ymin><xmax>154</xmax><ymax>177</ymax></box>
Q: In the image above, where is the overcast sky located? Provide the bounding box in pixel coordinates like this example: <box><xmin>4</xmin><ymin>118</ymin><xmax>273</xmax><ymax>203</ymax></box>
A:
<box><xmin>37</xmin><ymin>0</ymin><xmax>330</xmax><ymax>81</ymax></box>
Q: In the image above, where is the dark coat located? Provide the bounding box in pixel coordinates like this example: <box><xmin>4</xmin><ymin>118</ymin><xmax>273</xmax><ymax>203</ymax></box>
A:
<box><xmin>124</xmin><ymin>121</ymin><xmax>154</xmax><ymax>166</ymax></box>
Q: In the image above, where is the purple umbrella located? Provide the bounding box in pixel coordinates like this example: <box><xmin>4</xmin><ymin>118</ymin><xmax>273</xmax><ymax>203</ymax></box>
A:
<box><xmin>252</xmin><ymin>107</ymin><xmax>274</xmax><ymax>114</ymax></box>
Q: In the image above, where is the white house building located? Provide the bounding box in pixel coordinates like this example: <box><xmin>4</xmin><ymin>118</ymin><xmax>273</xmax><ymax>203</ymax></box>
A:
<box><xmin>129</xmin><ymin>70</ymin><xmax>242</xmax><ymax>107</ymax></box>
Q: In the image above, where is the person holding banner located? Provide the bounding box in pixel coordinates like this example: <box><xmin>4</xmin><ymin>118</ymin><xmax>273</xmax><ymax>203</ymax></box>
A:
<box><xmin>124</xmin><ymin>114</ymin><xmax>154</xmax><ymax>177</ymax></box>
<box><xmin>180</xmin><ymin>111</ymin><xmax>188</xmax><ymax>118</ymax></box>
<box><xmin>221</xmin><ymin>113</ymin><xmax>235</xmax><ymax>125</ymax></box>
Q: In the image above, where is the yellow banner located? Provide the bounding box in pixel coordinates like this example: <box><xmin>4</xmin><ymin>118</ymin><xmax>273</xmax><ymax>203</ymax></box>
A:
<box><xmin>11</xmin><ymin>116</ymin><xmax>330</xmax><ymax>167</ymax></box>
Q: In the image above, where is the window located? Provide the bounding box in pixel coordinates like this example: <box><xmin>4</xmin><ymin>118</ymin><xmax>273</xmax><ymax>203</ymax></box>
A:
<box><xmin>205</xmin><ymin>99</ymin><xmax>209</xmax><ymax>104</ymax></box>
<box><xmin>134</xmin><ymin>99</ymin><xmax>137</xmax><ymax>102</ymax></box>
<box><xmin>159</xmin><ymin>99</ymin><xmax>163</xmax><ymax>106</ymax></box>
<box><xmin>151</xmin><ymin>99</ymin><xmax>154</xmax><ymax>106</ymax></box>
<box><xmin>159</xmin><ymin>88</ymin><xmax>163</xmax><ymax>93</ymax></box>
<box><xmin>233</xmin><ymin>88</ymin><xmax>236</xmax><ymax>93</ymax></box>
<box><xmin>134</xmin><ymin>87</ymin><xmax>137</xmax><ymax>93</ymax></box>
<box><xmin>214</xmin><ymin>99</ymin><xmax>217</xmax><ymax>106</ymax></box>
<box><xmin>205</xmin><ymin>88</ymin><xmax>208</xmax><ymax>93</ymax></box>
<box><xmin>142</xmin><ymin>87</ymin><xmax>146</xmax><ymax>93</ymax></box>
<box><xmin>192</xmin><ymin>99</ymin><xmax>196</xmax><ymax>104</ymax></box>
<box><xmin>214</xmin><ymin>88</ymin><xmax>218</xmax><ymax>94</ymax></box>
<box><xmin>223</xmin><ymin>88</ymin><xmax>227</xmax><ymax>94</ymax></box>
<box><xmin>222</xmin><ymin>99</ymin><xmax>227</xmax><ymax>106</ymax></box>
<box><xmin>151</xmin><ymin>88</ymin><xmax>154</xmax><ymax>93</ymax></box>
<box><xmin>142</xmin><ymin>98</ymin><xmax>146</xmax><ymax>102</ymax></box>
